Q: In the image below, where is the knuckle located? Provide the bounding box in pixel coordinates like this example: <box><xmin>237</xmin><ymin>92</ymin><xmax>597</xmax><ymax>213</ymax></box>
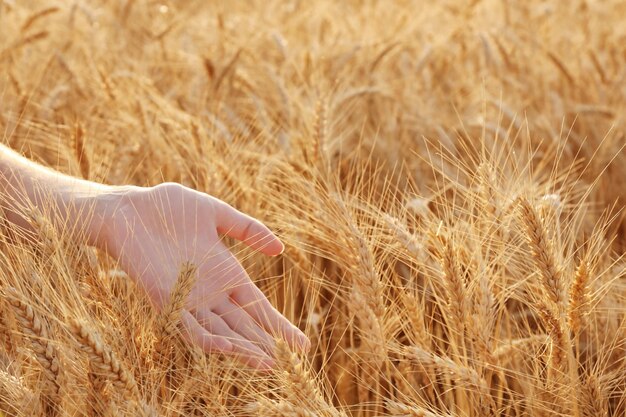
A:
<box><xmin>153</xmin><ymin>182</ymin><xmax>186</xmax><ymax>195</ymax></box>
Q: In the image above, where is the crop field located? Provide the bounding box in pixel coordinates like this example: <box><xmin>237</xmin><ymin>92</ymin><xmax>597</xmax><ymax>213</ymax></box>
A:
<box><xmin>0</xmin><ymin>0</ymin><xmax>625</xmax><ymax>416</ymax></box>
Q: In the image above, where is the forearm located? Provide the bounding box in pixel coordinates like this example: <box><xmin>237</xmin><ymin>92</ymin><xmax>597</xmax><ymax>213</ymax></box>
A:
<box><xmin>0</xmin><ymin>144</ymin><xmax>124</xmax><ymax>247</ymax></box>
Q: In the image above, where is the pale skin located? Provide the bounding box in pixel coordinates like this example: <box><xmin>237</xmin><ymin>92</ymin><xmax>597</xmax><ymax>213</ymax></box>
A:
<box><xmin>0</xmin><ymin>144</ymin><xmax>310</xmax><ymax>370</ymax></box>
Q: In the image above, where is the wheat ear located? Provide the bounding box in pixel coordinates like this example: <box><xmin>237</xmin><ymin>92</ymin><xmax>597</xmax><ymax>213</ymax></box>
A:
<box><xmin>69</xmin><ymin>318</ymin><xmax>141</xmax><ymax>402</ymax></box>
<box><xmin>580</xmin><ymin>374</ymin><xmax>608</xmax><ymax>417</ymax></box>
<box><xmin>538</xmin><ymin>304</ymin><xmax>580</xmax><ymax>417</ymax></box>
<box><xmin>352</xmin><ymin>227</ymin><xmax>386</xmax><ymax>318</ymax></box>
<box><xmin>429</xmin><ymin>232</ymin><xmax>468</xmax><ymax>341</ymax></box>
<box><xmin>275</xmin><ymin>339</ymin><xmax>331</xmax><ymax>410</ymax></box>
<box><xmin>312</xmin><ymin>95</ymin><xmax>328</xmax><ymax>164</ymax></box>
<box><xmin>4</xmin><ymin>288</ymin><xmax>63</xmax><ymax>409</ymax></box>
<box><xmin>386</xmin><ymin>400</ymin><xmax>452</xmax><ymax>417</ymax></box>
<box><xmin>73</xmin><ymin>122</ymin><xmax>90</xmax><ymax>179</ymax></box>
<box><xmin>493</xmin><ymin>335</ymin><xmax>549</xmax><ymax>362</ymax></box>
<box><xmin>568</xmin><ymin>258</ymin><xmax>591</xmax><ymax>336</ymax></box>
<box><xmin>349</xmin><ymin>286</ymin><xmax>388</xmax><ymax>415</ymax></box>
<box><xmin>254</xmin><ymin>398</ymin><xmax>319</xmax><ymax>417</ymax></box>
<box><xmin>153</xmin><ymin>261</ymin><xmax>197</xmax><ymax>358</ymax></box>
<box><xmin>516</xmin><ymin>198</ymin><xmax>566</xmax><ymax>308</ymax></box>
<box><xmin>0</xmin><ymin>369</ymin><xmax>43</xmax><ymax>417</ymax></box>
<box><xmin>399</xmin><ymin>292</ymin><xmax>430</xmax><ymax>349</ymax></box>
<box><xmin>406</xmin><ymin>347</ymin><xmax>495</xmax><ymax>414</ymax></box>
<box><xmin>537</xmin><ymin>305</ymin><xmax>568</xmax><ymax>380</ymax></box>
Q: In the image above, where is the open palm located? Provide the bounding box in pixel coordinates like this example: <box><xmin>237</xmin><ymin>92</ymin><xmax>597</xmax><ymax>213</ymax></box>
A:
<box><xmin>98</xmin><ymin>182</ymin><xmax>309</xmax><ymax>370</ymax></box>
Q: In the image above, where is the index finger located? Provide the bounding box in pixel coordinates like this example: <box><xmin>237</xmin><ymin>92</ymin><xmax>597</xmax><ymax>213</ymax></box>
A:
<box><xmin>214</xmin><ymin>202</ymin><xmax>284</xmax><ymax>257</ymax></box>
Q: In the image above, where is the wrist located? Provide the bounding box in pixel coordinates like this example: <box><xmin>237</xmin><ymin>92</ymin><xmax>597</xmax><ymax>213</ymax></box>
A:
<box><xmin>0</xmin><ymin>144</ymin><xmax>142</xmax><ymax>249</ymax></box>
<box><xmin>57</xmin><ymin>183</ymin><xmax>142</xmax><ymax>250</ymax></box>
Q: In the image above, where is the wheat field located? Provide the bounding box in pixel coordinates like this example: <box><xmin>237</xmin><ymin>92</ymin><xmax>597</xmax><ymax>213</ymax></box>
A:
<box><xmin>1</xmin><ymin>0</ymin><xmax>625</xmax><ymax>416</ymax></box>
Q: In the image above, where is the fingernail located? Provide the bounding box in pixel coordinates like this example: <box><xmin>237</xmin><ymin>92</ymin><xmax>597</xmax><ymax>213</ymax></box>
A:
<box><xmin>270</xmin><ymin>242</ymin><xmax>285</xmax><ymax>257</ymax></box>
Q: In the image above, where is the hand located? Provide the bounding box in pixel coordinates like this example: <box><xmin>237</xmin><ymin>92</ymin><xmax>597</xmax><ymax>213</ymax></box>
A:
<box><xmin>92</xmin><ymin>182</ymin><xmax>309</xmax><ymax>370</ymax></box>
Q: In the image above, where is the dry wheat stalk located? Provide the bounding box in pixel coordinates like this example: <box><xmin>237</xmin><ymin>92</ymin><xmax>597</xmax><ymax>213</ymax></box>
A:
<box><xmin>406</xmin><ymin>347</ymin><xmax>487</xmax><ymax>393</ymax></box>
<box><xmin>392</xmin><ymin>360</ymin><xmax>415</xmax><ymax>399</ymax></box>
<box><xmin>2</xmin><ymin>2</ymin><xmax>626</xmax><ymax>417</ymax></box>
<box><xmin>330</xmin><ymin>193</ymin><xmax>386</xmax><ymax>320</ymax></box>
<box><xmin>20</xmin><ymin>6</ymin><xmax>60</xmax><ymax>32</ymax></box>
<box><xmin>331</xmin><ymin>350</ymin><xmax>359</xmax><ymax>407</ymax></box>
<box><xmin>477</xmin><ymin>163</ymin><xmax>499</xmax><ymax>220</ymax></box>
<box><xmin>546</xmin><ymin>51</ymin><xmax>576</xmax><ymax>86</ymax></box>
<box><xmin>150</xmin><ymin>263</ymin><xmax>199</xmax><ymax>404</ymax></box>
<box><xmin>0</xmin><ymin>298</ymin><xmax>18</xmax><ymax>357</ymax></box>
<box><xmin>27</xmin><ymin>207</ymin><xmax>58</xmax><ymax>255</ymax></box>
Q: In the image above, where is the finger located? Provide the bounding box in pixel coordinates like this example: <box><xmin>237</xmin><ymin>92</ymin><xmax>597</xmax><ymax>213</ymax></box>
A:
<box><xmin>179</xmin><ymin>310</ymin><xmax>233</xmax><ymax>354</ymax></box>
<box><xmin>231</xmin><ymin>281</ymin><xmax>311</xmax><ymax>352</ymax></box>
<box><xmin>206</xmin><ymin>251</ymin><xmax>310</xmax><ymax>352</ymax></box>
<box><xmin>193</xmin><ymin>309</ymin><xmax>275</xmax><ymax>370</ymax></box>
<box><xmin>214</xmin><ymin>202</ymin><xmax>284</xmax><ymax>256</ymax></box>
<box><xmin>213</xmin><ymin>301</ymin><xmax>277</xmax><ymax>357</ymax></box>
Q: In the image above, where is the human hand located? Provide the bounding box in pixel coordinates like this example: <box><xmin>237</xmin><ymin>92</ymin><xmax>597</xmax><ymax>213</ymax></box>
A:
<box><xmin>91</xmin><ymin>182</ymin><xmax>309</xmax><ymax>370</ymax></box>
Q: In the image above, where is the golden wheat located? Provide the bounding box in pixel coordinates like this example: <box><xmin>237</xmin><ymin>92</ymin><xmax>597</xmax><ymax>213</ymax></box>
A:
<box><xmin>0</xmin><ymin>1</ymin><xmax>624</xmax><ymax>416</ymax></box>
